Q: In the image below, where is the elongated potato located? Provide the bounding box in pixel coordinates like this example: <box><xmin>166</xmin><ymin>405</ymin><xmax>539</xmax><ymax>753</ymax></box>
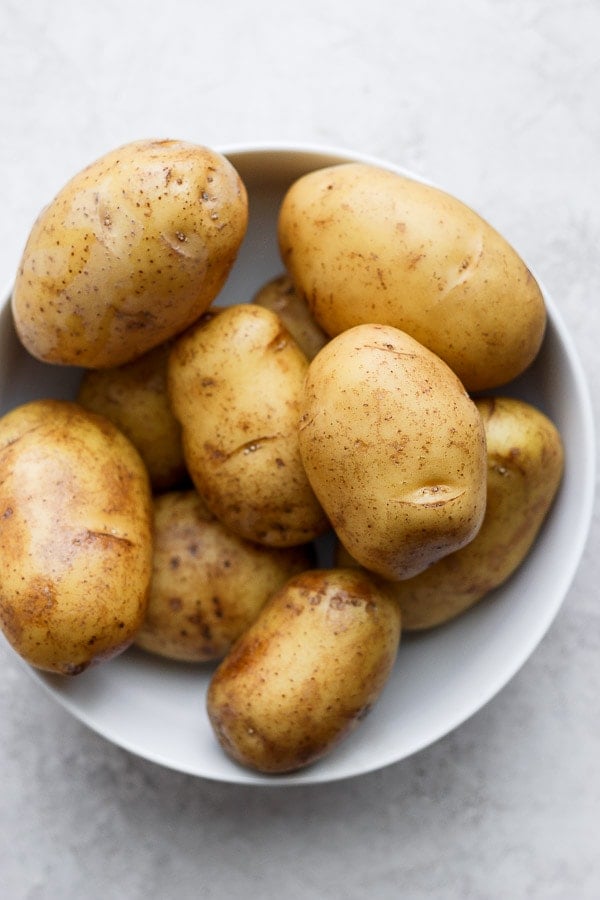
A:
<box><xmin>135</xmin><ymin>490</ymin><xmax>314</xmax><ymax>662</ymax></box>
<box><xmin>207</xmin><ymin>568</ymin><xmax>401</xmax><ymax>774</ymax></box>
<box><xmin>299</xmin><ymin>323</ymin><xmax>487</xmax><ymax>581</ymax></box>
<box><xmin>77</xmin><ymin>341</ymin><xmax>186</xmax><ymax>491</ymax></box>
<box><xmin>337</xmin><ymin>396</ymin><xmax>564</xmax><ymax>630</ymax></box>
<box><xmin>12</xmin><ymin>139</ymin><xmax>248</xmax><ymax>368</ymax></box>
<box><xmin>0</xmin><ymin>399</ymin><xmax>153</xmax><ymax>674</ymax></box>
<box><xmin>278</xmin><ymin>163</ymin><xmax>546</xmax><ymax>391</ymax></box>
<box><xmin>168</xmin><ymin>304</ymin><xmax>329</xmax><ymax>547</ymax></box>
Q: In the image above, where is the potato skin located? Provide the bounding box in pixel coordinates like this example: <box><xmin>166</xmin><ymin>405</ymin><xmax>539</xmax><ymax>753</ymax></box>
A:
<box><xmin>168</xmin><ymin>304</ymin><xmax>329</xmax><ymax>547</ymax></box>
<box><xmin>135</xmin><ymin>490</ymin><xmax>314</xmax><ymax>662</ymax></box>
<box><xmin>12</xmin><ymin>139</ymin><xmax>248</xmax><ymax>368</ymax></box>
<box><xmin>77</xmin><ymin>341</ymin><xmax>186</xmax><ymax>492</ymax></box>
<box><xmin>252</xmin><ymin>273</ymin><xmax>328</xmax><ymax>360</ymax></box>
<box><xmin>341</xmin><ymin>396</ymin><xmax>564</xmax><ymax>630</ymax></box>
<box><xmin>0</xmin><ymin>399</ymin><xmax>153</xmax><ymax>674</ymax></box>
<box><xmin>299</xmin><ymin>323</ymin><xmax>487</xmax><ymax>581</ymax></box>
<box><xmin>278</xmin><ymin>163</ymin><xmax>546</xmax><ymax>391</ymax></box>
<box><xmin>206</xmin><ymin>568</ymin><xmax>401</xmax><ymax>774</ymax></box>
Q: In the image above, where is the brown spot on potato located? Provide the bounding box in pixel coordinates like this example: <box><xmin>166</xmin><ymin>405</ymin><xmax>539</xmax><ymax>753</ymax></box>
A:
<box><xmin>21</xmin><ymin>578</ymin><xmax>57</xmax><ymax>621</ymax></box>
<box><xmin>61</xmin><ymin>661</ymin><xmax>89</xmax><ymax>676</ymax></box>
<box><xmin>285</xmin><ymin>601</ymin><xmax>303</xmax><ymax>616</ymax></box>
<box><xmin>203</xmin><ymin>442</ymin><xmax>228</xmax><ymax>462</ymax></box>
<box><xmin>211</xmin><ymin>596</ymin><xmax>224</xmax><ymax>619</ymax></box>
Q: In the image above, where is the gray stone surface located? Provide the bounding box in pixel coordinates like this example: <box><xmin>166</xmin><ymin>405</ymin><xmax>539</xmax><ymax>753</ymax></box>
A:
<box><xmin>1</xmin><ymin>1</ymin><xmax>599</xmax><ymax>897</ymax></box>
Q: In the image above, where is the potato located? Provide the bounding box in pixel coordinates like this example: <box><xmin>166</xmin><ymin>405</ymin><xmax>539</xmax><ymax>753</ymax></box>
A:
<box><xmin>12</xmin><ymin>139</ymin><xmax>248</xmax><ymax>368</ymax></box>
<box><xmin>252</xmin><ymin>273</ymin><xmax>328</xmax><ymax>360</ymax></box>
<box><xmin>168</xmin><ymin>304</ymin><xmax>329</xmax><ymax>547</ymax></box>
<box><xmin>207</xmin><ymin>568</ymin><xmax>401</xmax><ymax>774</ymax></box>
<box><xmin>278</xmin><ymin>162</ymin><xmax>546</xmax><ymax>392</ymax></box>
<box><xmin>135</xmin><ymin>490</ymin><xmax>314</xmax><ymax>662</ymax></box>
<box><xmin>77</xmin><ymin>341</ymin><xmax>186</xmax><ymax>492</ymax></box>
<box><xmin>337</xmin><ymin>396</ymin><xmax>564</xmax><ymax>630</ymax></box>
<box><xmin>298</xmin><ymin>323</ymin><xmax>487</xmax><ymax>581</ymax></box>
<box><xmin>0</xmin><ymin>399</ymin><xmax>153</xmax><ymax>675</ymax></box>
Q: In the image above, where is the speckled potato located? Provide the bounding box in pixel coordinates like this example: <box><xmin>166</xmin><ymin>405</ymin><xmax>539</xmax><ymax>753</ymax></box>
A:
<box><xmin>77</xmin><ymin>341</ymin><xmax>186</xmax><ymax>492</ymax></box>
<box><xmin>337</xmin><ymin>396</ymin><xmax>564</xmax><ymax>630</ymax></box>
<box><xmin>135</xmin><ymin>490</ymin><xmax>314</xmax><ymax>662</ymax></box>
<box><xmin>168</xmin><ymin>304</ymin><xmax>329</xmax><ymax>547</ymax></box>
<box><xmin>299</xmin><ymin>323</ymin><xmax>487</xmax><ymax>581</ymax></box>
<box><xmin>252</xmin><ymin>273</ymin><xmax>328</xmax><ymax>360</ymax></box>
<box><xmin>206</xmin><ymin>568</ymin><xmax>402</xmax><ymax>774</ymax></box>
<box><xmin>12</xmin><ymin>139</ymin><xmax>248</xmax><ymax>368</ymax></box>
<box><xmin>0</xmin><ymin>399</ymin><xmax>153</xmax><ymax>675</ymax></box>
<box><xmin>278</xmin><ymin>162</ymin><xmax>546</xmax><ymax>391</ymax></box>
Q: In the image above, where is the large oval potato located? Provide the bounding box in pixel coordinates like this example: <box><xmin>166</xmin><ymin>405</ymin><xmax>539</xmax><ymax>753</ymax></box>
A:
<box><xmin>299</xmin><ymin>323</ymin><xmax>487</xmax><ymax>581</ymax></box>
<box><xmin>338</xmin><ymin>396</ymin><xmax>564</xmax><ymax>630</ymax></box>
<box><xmin>77</xmin><ymin>341</ymin><xmax>186</xmax><ymax>492</ymax></box>
<box><xmin>12</xmin><ymin>139</ymin><xmax>248</xmax><ymax>368</ymax></box>
<box><xmin>0</xmin><ymin>399</ymin><xmax>153</xmax><ymax>674</ymax></box>
<box><xmin>168</xmin><ymin>304</ymin><xmax>329</xmax><ymax>547</ymax></box>
<box><xmin>135</xmin><ymin>490</ymin><xmax>314</xmax><ymax>662</ymax></box>
<box><xmin>252</xmin><ymin>273</ymin><xmax>328</xmax><ymax>360</ymax></box>
<box><xmin>207</xmin><ymin>568</ymin><xmax>402</xmax><ymax>774</ymax></box>
<box><xmin>278</xmin><ymin>163</ymin><xmax>546</xmax><ymax>391</ymax></box>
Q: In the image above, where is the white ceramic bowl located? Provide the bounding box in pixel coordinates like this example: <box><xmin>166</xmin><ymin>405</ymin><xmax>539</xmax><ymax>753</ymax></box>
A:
<box><xmin>0</xmin><ymin>144</ymin><xmax>595</xmax><ymax>785</ymax></box>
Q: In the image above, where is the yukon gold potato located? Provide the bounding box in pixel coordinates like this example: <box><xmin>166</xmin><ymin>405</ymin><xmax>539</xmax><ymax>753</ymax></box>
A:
<box><xmin>337</xmin><ymin>396</ymin><xmax>564</xmax><ymax>630</ymax></box>
<box><xmin>77</xmin><ymin>341</ymin><xmax>186</xmax><ymax>492</ymax></box>
<box><xmin>278</xmin><ymin>163</ymin><xmax>546</xmax><ymax>391</ymax></box>
<box><xmin>12</xmin><ymin>139</ymin><xmax>248</xmax><ymax>368</ymax></box>
<box><xmin>168</xmin><ymin>304</ymin><xmax>329</xmax><ymax>547</ymax></box>
<box><xmin>0</xmin><ymin>399</ymin><xmax>153</xmax><ymax>675</ymax></box>
<box><xmin>135</xmin><ymin>490</ymin><xmax>314</xmax><ymax>662</ymax></box>
<box><xmin>252</xmin><ymin>273</ymin><xmax>328</xmax><ymax>360</ymax></box>
<box><xmin>207</xmin><ymin>568</ymin><xmax>401</xmax><ymax>774</ymax></box>
<box><xmin>299</xmin><ymin>323</ymin><xmax>487</xmax><ymax>581</ymax></box>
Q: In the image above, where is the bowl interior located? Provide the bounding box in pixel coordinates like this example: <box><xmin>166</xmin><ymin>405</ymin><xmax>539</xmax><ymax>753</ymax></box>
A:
<box><xmin>0</xmin><ymin>144</ymin><xmax>595</xmax><ymax>785</ymax></box>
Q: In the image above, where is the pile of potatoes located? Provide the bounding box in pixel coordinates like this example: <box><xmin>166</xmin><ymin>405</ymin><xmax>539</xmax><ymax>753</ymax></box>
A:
<box><xmin>0</xmin><ymin>139</ymin><xmax>564</xmax><ymax>775</ymax></box>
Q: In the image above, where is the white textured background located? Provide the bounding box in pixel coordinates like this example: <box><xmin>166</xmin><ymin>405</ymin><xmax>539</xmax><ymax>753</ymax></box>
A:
<box><xmin>1</xmin><ymin>1</ymin><xmax>599</xmax><ymax>897</ymax></box>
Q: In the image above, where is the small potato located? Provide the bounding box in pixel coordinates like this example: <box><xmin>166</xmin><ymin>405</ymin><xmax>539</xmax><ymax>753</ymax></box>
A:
<box><xmin>278</xmin><ymin>163</ymin><xmax>546</xmax><ymax>391</ymax></box>
<box><xmin>207</xmin><ymin>568</ymin><xmax>401</xmax><ymax>774</ymax></box>
<box><xmin>168</xmin><ymin>304</ymin><xmax>329</xmax><ymax>547</ymax></box>
<box><xmin>0</xmin><ymin>399</ymin><xmax>153</xmax><ymax>675</ymax></box>
<box><xmin>77</xmin><ymin>341</ymin><xmax>186</xmax><ymax>492</ymax></box>
<box><xmin>135</xmin><ymin>490</ymin><xmax>314</xmax><ymax>662</ymax></box>
<box><xmin>12</xmin><ymin>139</ymin><xmax>248</xmax><ymax>368</ymax></box>
<box><xmin>252</xmin><ymin>273</ymin><xmax>328</xmax><ymax>360</ymax></box>
<box><xmin>337</xmin><ymin>396</ymin><xmax>564</xmax><ymax>630</ymax></box>
<box><xmin>299</xmin><ymin>323</ymin><xmax>487</xmax><ymax>582</ymax></box>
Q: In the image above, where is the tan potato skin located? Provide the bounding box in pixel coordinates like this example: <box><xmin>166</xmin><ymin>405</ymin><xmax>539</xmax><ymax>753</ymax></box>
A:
<box><xmin>252</xmin><ymin>273</ymin><xmax>329</xmax><ymax>360</ymax></box>
<box><xmin>278</xmin><ymin>163</ymin><xmax>546</xmax><ymax>391</ymax></box>
<box><xmin>135</xmin><ymin>490</ymin><xmax>314</xmax><ymax>662</ymax></box>
<box><xmin>12</xmin><ymin>139</ymin><xmax>248</xmax><ymax>368</ymax></box>
<box><xmin>206</xmin><ymin>568</ymin><xmax>402</xmax><ymax>774</ymax></box>
<box><xmin>299</xmin><ymin>323</ymin><xmax>487</xmax><ymax>581</ymax></box>
<box><xmin>0</xmin><ymin>399</ymin><xmax>153</xmax><ymax>675</ymax></box>
<box><xmin>168</xmin><ymin>304</ymin><xmax>329</xmax><ymax>547</ymax></box>
<box><xmin>77</xmin><ymin>341</ymin><xmax>186</xmax><ymax>492</ymax></box>
<box><xmin>337</xmin><ymin>396</ymin><xmax>564</xmax><ymax>630</ymax></box>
